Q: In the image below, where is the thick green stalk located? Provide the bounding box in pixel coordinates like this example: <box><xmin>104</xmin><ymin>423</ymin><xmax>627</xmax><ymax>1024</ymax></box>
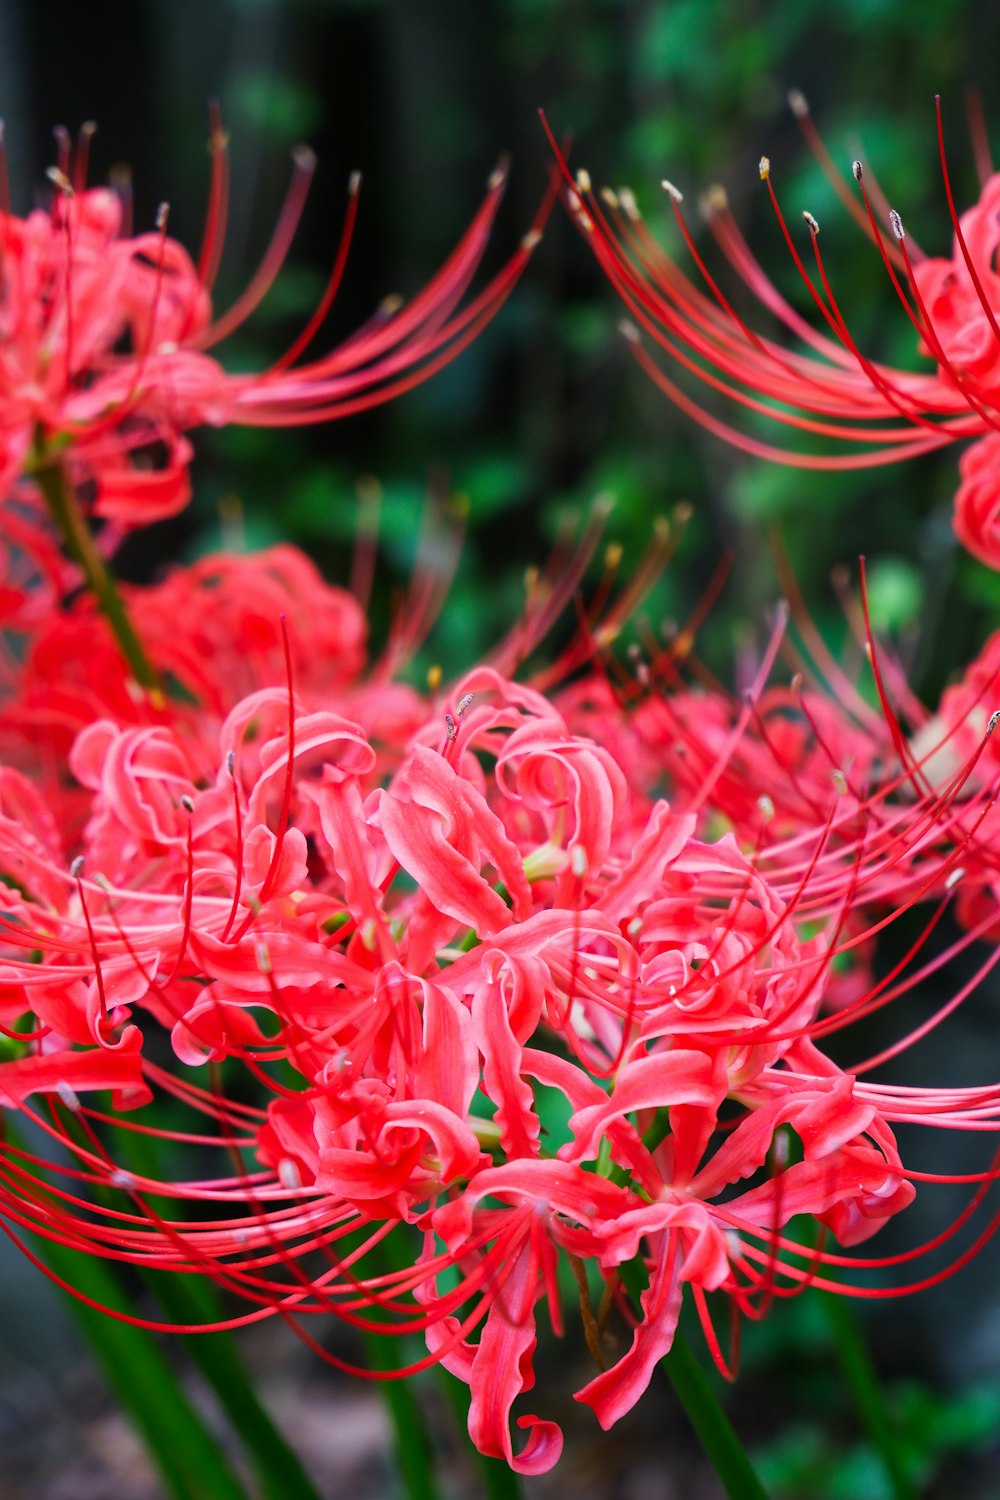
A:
<box><xmin>821</xmin><ymin>1291</ymin><xmax>917</xmax><ymax>1500</ymax></box>
<box><xmin>661</xmin><ymin>1333</ymin><xmax>770</xmax><ymax>1500</ymax></box>
<box><xmin>360</xmin><ymin>1321</ymin><xmax>439</xmax><ymax>1500</ymax></box>
<box><xmin>6</xmin><ymin>1120</ymin><xmax>250</xmax><ymax>1500</ymax></box>
<box><xmin>145</xmin><ymin>1265</ymin><xmax>325</xmax><ymax>1500</ymax></box>
<box><xmin>36</xmin><ymin>1235</ymin><xmax>251</xmax><ymax>1500</ymax></box>
<box><xmin>117</xmin><ymin>1132</ymin><xmax>324</xmax><ymax>1500</ymax></box>
<box><xmin>620</xmin><ymin>1260</ymin><xmax>769</xmax><ymax>1500</ymax></box>
<box><xmin>34</xmin><ymin>455</ymin><xmax>161</xmax><ymax>693</ymax></box>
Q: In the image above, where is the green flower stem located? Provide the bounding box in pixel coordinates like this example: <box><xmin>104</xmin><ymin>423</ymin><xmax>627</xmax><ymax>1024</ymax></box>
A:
<box><xmin>115</xmin><ymin>1130</ymin><xmax>325</xmax><ymax>1500</ymax></box>
<box><xmin>355</xmin><ymin>1226</ymin><xmax>440</xmax><ymax>1499</ymax></box>
<box><xmin>150</xmin><ymin>1270</ymin><xmax>326</xmax><ymax>1500</ymax></box>
<box><xmin>820</xmin><ymin>1291</ymin><xmax>917</xmax><ymax>1500</ymax></box>
<box><xmin>661</xmin><ymin>1334</ymin><xmax>770</xmax><ymax>1500</ymax></box>
<box><xmin>6</xmin><ymin>1120</ymin><xmax>249</xmax><ymax>1499</ymax></box>
<box><xmin>360</xmin><ymin>1320</ymin><xmax>440</xmax><ymax>1500</ymax></box>
<box><xmin>620</xmin><ymin>1259</ymin><xmax>769</xmax><ymax>1500</ymax></box>
<box><xmin>34</xmin><ymin>455</ymin><xmax>161</xmax><ymax>694</ymax></box>
<box><xmin>37</xmin><ymin>1234</ymin><xmax>252</xmax><ymax>1500</ymax></box>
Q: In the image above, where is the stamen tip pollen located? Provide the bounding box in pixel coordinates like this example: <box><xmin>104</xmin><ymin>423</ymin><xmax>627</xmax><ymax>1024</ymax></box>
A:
<box><xmin>788</xmin><ymin>89</ymin><xmax>809</xmax><ymax>118</ymax></box>
<box><xmin>488</xmin><ymin>157</ymin><xmax>510</xmax><ymax>191</ymax></box>
<box><xmin>46</xmin><ymin>166</ymin><xmax>73</xmax><ymax>196</ymax></box>
<box><xmin>292</xmin><ymin>144</ymin><xmax>317</xmax><ymax>174</ymax></box>
<box><xmin>701</xmin><ymin>184</ymin><xmax>729</xmax><ymax>216</ymax></box>
<box><xmin>802</xmin><ymin>209</ymin><xmax>820</xmax><ymax>234</ymax></box>
<box><xmin>661</xmin><ymin>178</ymin><xmax>683</xmax><ymax>203</ymax></box>
<box><xmin>889</xmin><ymin>208</ymin><xmax>905</xmax><ymax>240</ymax></box>
<box><xmin>758</xmin><ymin>155</ymin><xmax>771</xmax><ymax>182</ymax></box>
<box><xmin>70</xmin><ymin>855</ymin><xmax>85</xmax><ymax>879</ymax></box>
<box><xmin>852</xmin><ymin>159</ymin><xmax>864</xmax><ymax>182</ymax></box>
<box><xmin>618</xmin><ymin>186</ymin><xmax>640</xmax><ymax>220</ymax></box>
<box><xmin>348</xmin><ymin>169</ymin><xmax>362</xmax><ymax>195</ymax></box>
<box><xmin>55</xmin><ymin>1080</ymin><xmax>81</xmax><ymax>1112</ymax></box>
<box><xmin>618</xmin><ymin>318</ymin><xmax>641</xmax><ymax>344</ymax></box>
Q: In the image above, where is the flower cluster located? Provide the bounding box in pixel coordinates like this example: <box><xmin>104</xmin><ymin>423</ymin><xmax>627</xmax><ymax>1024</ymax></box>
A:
<box><xmin>3</xmin><ymin>538</ymin><xmax>1000</xmax><ymax>1471</ymax></box>
<box><xmin>0</xmin><ymin>112</ymin><xmax>998</xmax><ymax>1480</ymax></box>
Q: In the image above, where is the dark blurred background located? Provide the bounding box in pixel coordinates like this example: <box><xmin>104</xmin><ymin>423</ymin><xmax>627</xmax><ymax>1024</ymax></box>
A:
<box><xmin>4</xmin><ymin>2</ymin><xmax>1000</xmax><ymax>1496</ymax></box>
<box><xmin>10</xmin><ymin>0</ymin><xmax>1000</xmax><ymax>676</ymax></box>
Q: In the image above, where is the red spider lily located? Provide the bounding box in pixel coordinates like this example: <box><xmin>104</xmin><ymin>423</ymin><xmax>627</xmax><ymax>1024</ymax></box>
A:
<box><xmin>2</xmin><ymin>619</ymin><xmax>1000</xmax><ymax>1475</ymax></box>
<box><xmin>5</xmin><ymin>117</ymin><xmax>551</xmax><ymax>525</ymax></box>
<box><xmin>545</xmin><ymin>98</ymin><xmax>1000</xmax><ymax>568</ymax></box>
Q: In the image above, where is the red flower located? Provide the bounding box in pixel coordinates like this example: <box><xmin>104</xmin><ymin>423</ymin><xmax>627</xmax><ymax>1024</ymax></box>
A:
<box><xmin>548</xmin><ymin>99</ymin><xmax>1000</xmax><ymax>566</ymax></box>
<box><xmin>7</xmin><ymin>121</ymin><xmax>549</xmax><ymax>524</ymax></box>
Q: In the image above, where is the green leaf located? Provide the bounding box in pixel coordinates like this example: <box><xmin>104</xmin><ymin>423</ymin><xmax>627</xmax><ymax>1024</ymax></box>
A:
<box><xmin>35</xmin><ymin>1236</ymin><xmax>250</xmax><ymax>1500</ymax></box>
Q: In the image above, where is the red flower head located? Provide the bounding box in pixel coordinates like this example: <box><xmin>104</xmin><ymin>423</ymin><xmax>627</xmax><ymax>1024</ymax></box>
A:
<box><xmin>547</xmin><ymin>98</ymin><xmax>1000</xmax><ymax>568</ymax></box>
<box><xmin>7</xmin><ymin>118</ymin><xmax>550</xmax><ymax>525</ymax></box>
